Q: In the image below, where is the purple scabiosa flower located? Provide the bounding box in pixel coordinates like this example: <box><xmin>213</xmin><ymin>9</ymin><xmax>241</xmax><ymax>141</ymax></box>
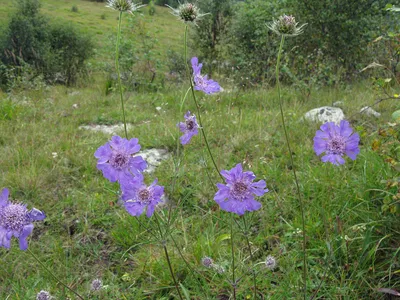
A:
<box><xmin>201</xmin><ymin>256</ymin><xmax>214</xmax><ymax>268</ymax></box>
<box><xmin>0</xmin><ymin>188</ymin><xmax>46</xmax><ymax>251</ymax></box>
<box><xmin>178</xmin><ymin>111</ymin><xmax>199</xmax><ymax>145</ymax></box>
<box><xmin>191</xmin><ymin>57</ymin><xmax>221</xmax><ymax>94</ymax></box>
<box><xmin>313</xmin><ymin>120</ymin><xmax>360</xmax><ymax>165</ymax></box>
<box><xmin>265</xmin><ymin>255</ymin><xmax>277</xmax><ymax>270</ymax></box>
<box><xmin>120</xmin><ymin>173</ymin><xmax>164</xmax><ymax>218</ymax></box>
<box><xmin>90</xmin><ymin>278</ymin><xmax>103</xmax><ymax>291</ymax></box>
<box><xmin>214</xmin><ymin>163</ymin><xmax>269</xmax><ymax>215</ymax></box>
<box><xmin>36</xmin><ymin>290</ymin><xmax>52</xmax><ymax>300</ymax></box>
<box><xmin>94</xmin><ymin>136</ymin><xmax>147</xmax><ymax>183</ymax></box>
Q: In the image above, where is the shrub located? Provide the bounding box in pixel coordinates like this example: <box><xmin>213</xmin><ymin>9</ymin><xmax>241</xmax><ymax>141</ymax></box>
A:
<box><xmin>47</xmin><ymin>23</ymin><xmax>94</xmax><ymax>85</ymax></box>
<box><xmin>148</xmin><ymin>0</ymin><xmax>156</xmax><ymax>16</ymax></box>
<box><xmin>71</xmin><ymin>5</ymin><xmax>78</xmax><ymax>12</ymax></box>
<box><xmin>0</xmin><ymin>0</ymin><xmax>94</xmax><ymax>88</ymax></box>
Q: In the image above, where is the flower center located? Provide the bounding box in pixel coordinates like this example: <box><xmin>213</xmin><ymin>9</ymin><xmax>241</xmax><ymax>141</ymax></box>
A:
<box><xmin>138</xmin><ymin>189</ymin><xmax>151</xmax><ymax>204</ymax></box>
<box><xmin>327</xmin><ymin>136</ymin><xmax>345</xmax><ymax>155</ymax></box>
<box><xmin>186</xmin><ymin>119</ymin><xmax>195</xmax><ymax>131</ymax></box>
<box><xmin>231</xmin><ymin>181</ymin><xmax>249</xmax><ymax>201</ymax></box>
<box><xmin>0</xmin><ymin>204</ymin><xmax>28</xmax><ymax>231</ymax></box>
<box><xmin>195</xmin><ymin>75</ymin><xmax>205</xmax><ymax>88</ymax></box>
<box><xmin>110</xmin><ymin>152</ymin><xmax>129</xmax><ymax>170</ymax></box>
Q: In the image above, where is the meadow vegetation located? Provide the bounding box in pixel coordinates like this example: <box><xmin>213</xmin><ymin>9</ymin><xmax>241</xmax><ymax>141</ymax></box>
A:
<box><xmin>0</xmin><ymin>0</ymin><xmax>399</xmax><ymax>299</ymax></box>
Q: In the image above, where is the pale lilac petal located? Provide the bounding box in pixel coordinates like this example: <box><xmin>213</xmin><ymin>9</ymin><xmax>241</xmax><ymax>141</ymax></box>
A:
<box><xmin>28</xmin><ymin>208</ymin><xmax>46</xmax><ymax>221</ymax></box>
<box><xmin>126</xmin><ymin>138</ymin><xmax>140</xmax><ymax>154</ymax></box>
<box><xmin>97</xmin><ymin>163</ymin><xmax>118</xmax><ymax>182</ymax></box>
<box><xmin>19</xmin><ymin>224</ymin><xmax>34</xmax><ymax>251</ymax></box>
<box><xmin>0</xmin><ymin>188</ymin><xmax>9</xmax><ymax>207</ymax></box>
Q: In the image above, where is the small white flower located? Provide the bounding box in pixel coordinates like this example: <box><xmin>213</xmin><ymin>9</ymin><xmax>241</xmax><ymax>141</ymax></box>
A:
<box><xmin>52</xmin><ymin>152</ymin><xmax>58</xmax><ymax>159</ymax></box>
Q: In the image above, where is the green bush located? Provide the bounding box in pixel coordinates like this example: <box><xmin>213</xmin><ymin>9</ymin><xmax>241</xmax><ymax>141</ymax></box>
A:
<box><xmin>0</xmin><ymin>0</ymin><xmax>94</xmax><ymax>88</ymax></box>
<box><xmin>148</xmin><ymin>0</ymin><xmax>156</xmax><ymax>16</ymax></box>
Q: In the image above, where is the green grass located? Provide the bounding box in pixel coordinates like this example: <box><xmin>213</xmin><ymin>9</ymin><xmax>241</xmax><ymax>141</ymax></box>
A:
<box><xmin>0</xmin><ymin>0</ymin><xmax>399</xmax><ymax>299</ymax></box>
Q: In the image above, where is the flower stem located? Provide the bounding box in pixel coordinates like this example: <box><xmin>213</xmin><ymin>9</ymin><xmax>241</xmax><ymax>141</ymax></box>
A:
<box><xmin>27</xmin><ymin>249</ymin><xmax>85</xmax><ymax>300</ymax></box>
<box><xmin>230</xmin><ymin>214</ymin><xmax>237</xmax><ymax>300</ymax></box>
<box><xmin>243</xmin><ymin>214</ymin><xmax>257</xmax><ymax>299</ymax></box>
<box><xmin>275</xmin><ymin>35</ymin><xmax>307</xmax><ymax>298</ymax></box>
<box><xmin>116</xmin><ymin>11</ymin><xmax>128</xmax><ymax>139</ymax></box>
<box><xmin>183</xmin><ymin>25</ymin><xmax>223</xmax><ymax>181</ymax></box>
<box><xmin>154</xmin><ymin>214</ymin><xmax>184</xmax><ymax>300</ymax></box>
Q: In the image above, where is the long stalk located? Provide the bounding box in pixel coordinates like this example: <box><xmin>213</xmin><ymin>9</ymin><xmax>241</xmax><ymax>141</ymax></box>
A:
<box><xmin>28</xmin><ymin>249</ymin><xmax>85</xmax><ymax>300</ymax></box>
<box><xmin>183</xmin><ymin>25</ymin><xmax>223</xmax><ymax>180</ymax></box>
<box><xmin>115</xmin><ymin>11</ymin><xmax>128</xmax><ymax>139</ymax></box>
<box><xmin>230</xmin><ymin>214</ymin><xmax>237</xmax><ymax>300</ymax></box>
<box><xmin>243</xmin><ymin>215</ymin><xmax>257</xmax><ymax>299</ymax></box>
<box><xmin>154</xmin><ymin>214</ymin><xmax>184</xmax><ymax>300</ymax></box>
<box><xmin>275</xmin><ymin>35</ymin><xmax>307</xmax><ymax>298</ymax></box>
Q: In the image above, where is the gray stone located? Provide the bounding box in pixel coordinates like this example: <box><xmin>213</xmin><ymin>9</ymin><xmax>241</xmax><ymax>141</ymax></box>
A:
<box><xmin>304</xmin><ymin>106</ymin><xmax>345</xmax><ymax>124</ymax></box>
<box><xmin>135</xmin><ymin>148</ymin><xmax>170</xmax><ymax>174</ymax></box>
<box><xmin>360</xmin><ymin>106</ymin><xmax>381</xmax><ymax>118</ymax></box>
<box><xmin>79</xmin><ymin>123</ymin><xmax>133</xmax><ymax>135</ymax></box>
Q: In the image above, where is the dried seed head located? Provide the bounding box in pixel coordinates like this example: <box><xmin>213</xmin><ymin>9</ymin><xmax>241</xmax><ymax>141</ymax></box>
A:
<box><xmin>268</xmin><ymin>15</ymin><xmax>307</xmax><ymax>37</ymax></box>
<box><xmin>166</xmin><ymin>2</ymin><xmax>207</xmax><ymax>25</ymax></box>
<box><xmin>106</xmin><ymin>0</ymin><xmax>144</xmax><ymax>13</ymax></box>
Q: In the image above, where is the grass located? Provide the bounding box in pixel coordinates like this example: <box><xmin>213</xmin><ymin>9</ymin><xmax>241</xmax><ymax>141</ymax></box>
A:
<box><xmin>0</xmin><ymin>0</ymin><xmax>399</xmax><ymax>299</ymax></box>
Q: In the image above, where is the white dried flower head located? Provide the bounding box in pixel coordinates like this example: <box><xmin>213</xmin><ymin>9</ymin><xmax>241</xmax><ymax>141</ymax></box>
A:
<box><xmin>166</xmin><ymin>2</ymin><xmax>208</xmax><ymax>25</ymax></box>
<box><xmin>36</xmin><ymin>290</ymin><xmax>52</xmax><ymax>300</ymax></box>
<box><xmin>201</xmin><ymin>256</ymin><xmax>214</xmax><ymax>268</ymax></box>
<box><xmin>90</xmin><ymin>278</ymin><xmax>103</xmax><ymax>291</ymax></box>
<box><xmin>106</xmin><ymin>0</ymin><xmax>145</xmax><ymax>13</ymax></box>
<box><xmin>268</xmin><ymin>14</ymin><xmax>307</xmax><ymax>37</ymax></box>
<box><xmin>265</xmin><ymin>255</ymin><xmax>277</xmax><ymax>270</ymax></box>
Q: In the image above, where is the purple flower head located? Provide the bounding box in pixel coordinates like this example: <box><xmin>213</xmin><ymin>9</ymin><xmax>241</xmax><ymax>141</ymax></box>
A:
<box><xmin>0</xmin><ymin>188</ymin><xmax>46</xmax><ymax>251</ymax></box>
<box><xmin>178</xmin><ymin>111</ymin><xmax>199</xmax><ymax>145</ymax></box>
<box><xmin>214</xmin><ymin>163</ymin><xmax>269</xmax><ymax>215</ymax></box>
<box><xmin>191</xmin><ymin>57</ymin><xmax>221</xmax><ymax>94</ymax></box>
<box><xmin>120</xmin><ymin>174</ymin><xmax>164</xmax><ymax>218</ymax></box>
<box><xmin>94</xmin><ymin>136</ymin><xmax>147</xmax><ymax>182</ymax></box>
<box><xmin>313</xmin><ymin>120</ymin><xmax>360</xmax><ymax>165</ymax></box>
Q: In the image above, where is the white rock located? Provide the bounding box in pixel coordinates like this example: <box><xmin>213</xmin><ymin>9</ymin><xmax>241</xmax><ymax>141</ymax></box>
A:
<box><xmin>72</xmin><ymin>103</ymin><xmax>79</xmax><ymax>109</ymax></box>
<box><xmin>79</xmin><ymin>123</ymin><xmax>133</xmax><ymax>135</ymax></box>
<box><xmin>304</xmin><ymin>106</ymin><xmax>345</xmax><ymax>124</ymax></box>
<box><xmin>135</xmin><ymin>148</ymin><xmax>170</xmax><ymax>174</ymax></box>
<box><xmin>360</xmin><ymin>106</ymin><xmax>381</xmax><ymax>118</ymax></box>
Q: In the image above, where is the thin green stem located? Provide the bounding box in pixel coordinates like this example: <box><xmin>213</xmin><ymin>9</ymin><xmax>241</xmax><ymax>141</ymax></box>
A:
<box><xmin>275</xmin><ymin>35</ymin><xmax>307</xmax><ymax>299</ymax></box>
<box><xmin>243</xmin><ymin>215</ymin><xmax>257</xmax><ymax>299</ymax></box>
<box><xmin>183</xmin><ymin>25</ymin><xmax>223</xmax><ymax>181</ymax></box>
<box><xmin>27</xmin><ymin>249</ymin><xmax>85</xmax><ymax>300</ymax></box>
<box><xmin>154</xmin><ymin>214</ymin><xmax>183</xmax><ymax>300</ymax></box>
<box><xmin>115</xmin><ymin>11</ymin><xmax>128</xmax><ymax>139</ymax></box>
<box><xmin>230</xmin><ymin>214</ymin><xmax>237</xmax><ymax>300</ymax></box>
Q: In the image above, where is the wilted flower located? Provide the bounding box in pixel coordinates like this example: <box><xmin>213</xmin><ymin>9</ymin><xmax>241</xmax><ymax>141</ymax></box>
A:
<box><xmin>265</xmin><ymin>255</ymin><xmax>277</xmax><ymax>270</ymax></box>
<box><xmin>94</xmin><ymin>136</ymin><xmax>147</xmax><ymax>183</ymax></box>
<box><xmin>268</xmin><ymin>14</ymin><xmax>307</xmax><ymax>36</ymax></box>
<box><xmin>90</xmin><ymin>278</ymin><xmax>103</xmax><ymax>291</ymax></box>
<box><xmin>166</xmin><ymin>2</ymin><xmax>207</xmax><ymax>24</ymax></box>
<box><xmin>120</xmin><ymin>173</ymin><xmax>164</xmax><ymax>217</ymax></box>
<box><xmin>191</xmin><ymin>57</ymin><xmax>221</xmax><ymax>94</ymax></box>
<box><xmin>313</xmin><ymin>120</ymin><xmax>360</xmax><ymax>165</ymax></box>
<box><xmin>106</xmin><ymin>0</ymin><xmax>144</xmax><ymax>13</ymax></box>
<box><xmin>178</xmin><ymin>111</ymin><xmax>199</xmax><ymax>145</ymax></box>
<box><xmin>0</xmin><ymin>188</ymin><xmax>46</xmax><ymax>251</ymax></box>
<box><xmin>201</xmin><ymin>256</ymin><xmax>214</xmax><ymax>268</ymax></box>
<box><xmin>214</xmin><ymin>163</ymin><xmax>269</xmax><ymax>215</ymax></box>
<box><xmin>36</xmin><ymin>290</ymin><xmax>52</xmax><ymax>300</ymax></box>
